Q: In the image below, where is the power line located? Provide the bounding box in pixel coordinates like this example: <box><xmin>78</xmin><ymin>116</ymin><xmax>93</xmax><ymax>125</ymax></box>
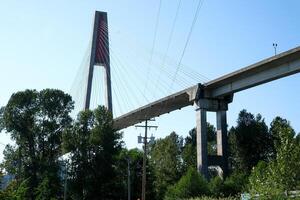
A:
<box><xmin>155</xmin><ymin>0</ymin><xmax>205</xmax><ymax>128</ymax></box>
<box><xmin>143</xmin><ymin>0</ymin><xmax>163</xmax><ymax>95</ymax></box>
<box><xmin>153</xmin><ymin>0</ymin><xmax>182</xmax><ymax>98</ymax></box>
<box><xmin>170</xmin><ymin>0</ymin><xmax>205</xmax><ymax>91</ymax></box>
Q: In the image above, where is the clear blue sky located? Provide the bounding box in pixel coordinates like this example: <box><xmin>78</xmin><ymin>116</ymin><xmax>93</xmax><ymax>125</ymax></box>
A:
<box><xmin>0</xmin><ymin>0</ymin><xmax>300</xmax><ymax>160</ymax></box>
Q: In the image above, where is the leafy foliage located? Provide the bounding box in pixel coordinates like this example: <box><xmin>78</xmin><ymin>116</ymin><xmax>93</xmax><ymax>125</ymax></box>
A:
<box><xmin>117</xmin><ymin>148</ymin><xmax>155</xmax><ymax>200</ymax></box>
<box><xmin>0</xmin><ymin>179</ymin><xmax>30</xmax><ymax>200</ymax></box>
<box><xmin>188</xmin><ymin>197</ymin><xmax>238</xmax><ymax>200</ymax></box>
<box><xmin>222</xmin><ymin>171</ymin><xmax>248</xmax><ymax>197</ymax></box>
<box><xmin>150</xmin><ymin>132</ymin><xmax>183</xmax><ymax>200</ymax></box>
<box><xmin>164</xmin><ymin>167</ymin><xmax>208</xmax><ymax>200</ymax></box>
<box><xmin>248</xmin><ymin>117</ymin><xmax>300</xmax><ymax>199</ymax></box>
<box><xmin>208</xmin><ymin>171</ymin><xmax>248</xmax><ymax>198</ymax></box>
<box><xmin>0</xmin><ymin>89</ymin><xmax>73</xmax><ymax>199</ymax></box>
<box><xmin>228</xmin><ymin>110</ymin><xmax>273</xmax><ymax>173</ymax></box>
<box><xmin>63</xmin><ymin>106</ymin><xmax>123</xmax><ymax>200</ymax></box>
<box><xmin>182</xmin><ymin>123</ymin><xmax>217</xmax><ymax>173</ymax></box>
<box><xmin>208</xmin><ymin>176</ymin><xmax>224</xmax><ymax>197</ymax></box>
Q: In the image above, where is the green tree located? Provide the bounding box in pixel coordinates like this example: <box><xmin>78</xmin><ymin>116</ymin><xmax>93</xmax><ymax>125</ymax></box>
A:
<box><xmin>208</xmin><ymin>176</ymin><xmax>224</xmax><ymax>197</ymax></box>
<box><xmin>1</xmin><ymin>145</ymin><xmax>19</xmax><ymax>178</ymax></box>
<box><xmin>222</xmin><ymin>171</ymin><xmax>248</xmax><ymax>197</ymax></box>
<box><xmin>182</xmin><ymin>123</ymin><xmax>217</xmax><ymax>173</ymax></box>
<box><xmin>164</xmin><ymin>167</ymin><xmax>208</xmax><ymax>200</ymax></box>
<box><xmin>208</xmin><ymin>171</ymin><xmax>248</xmax><ymax>198</ymax></box>
<box><xmin>0</xmin><ymin>89</ymin><xmax>74</xmax><ymax>199</ymax></box>
<box><xmin>63</xmin><ymin>106</ymin><xmax>123</xmax><ymax>200</ymax></box>
<box><xmin>228</xmin><ymin>110</ymin><xmax>273</xmax><ymax>173</ymax></box>
<box><xmin>249</xmin><ymin>117</ymin><xmax>300</xmax><ymax>199</ymax></box>
<box><xmin>117</xmin><ymin>148</ymin><xmax>155</xmax><ymax>200</ymax></box>
<box><xmin>150</xmin><ymin>132</ymin><xmax>183</xmax><ymax>200</ymax></box>
<box><xmin>0</xmin><ymin>179</ymin><xmax>30</xmax><ymax>200</ymax></box>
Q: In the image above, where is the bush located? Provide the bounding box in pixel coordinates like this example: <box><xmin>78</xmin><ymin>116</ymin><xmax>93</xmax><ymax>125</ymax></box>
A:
<box><xmin>0</xmin><ymin>179</ymin><xmax>30</xmax><ymax>200</ymax></box>
<box><xmin>208</xmin><ymin>176</ymin><xmax>224</xmax><ymax>197</ymax></box>
<box><xmin>188</xmin><ymin>197</ymin><xmax>238</xmax><ymax>200</ymax></box>
<box><xmin>164</xmin><ymin>168</ymin><xmax>208</xmax><ymax>200</ymax></box>
<box><xmin>222</xmin><ymin>172</ymin><xmax>248</xmax><ymax>197</ymax></box>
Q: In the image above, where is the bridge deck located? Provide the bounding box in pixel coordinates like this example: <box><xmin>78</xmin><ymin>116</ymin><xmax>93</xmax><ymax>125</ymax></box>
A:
<box><xmin>204</xmin><ymin>46</ymin><xmax>300</xmax><ymax>98</ymax></box>
<box><xmin>114</xmin><ymin>85</ymin><xmax>198</xmax><ymax>130</ymax></box>
<box><xmin>114</xmin><ymin>46</ymin><xmax>300</xmax><ymax>130</ymax></box>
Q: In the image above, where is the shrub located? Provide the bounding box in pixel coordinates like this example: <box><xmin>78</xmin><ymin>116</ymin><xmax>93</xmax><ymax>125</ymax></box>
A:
<box><xmin>164</xmin><ymin>168</ymin><xmax>208</xmax><ymax>200</ymax></box>
<box><xmin>222</xmin><ymin>172</ymin><xmax>248</xmax><ymax>197</ymax></box>
<box><xmin>208</xmin><ymin>176</ymin><xmax>224</xmax><ymax>197</ymax></box>
<box><xmin>188</xmin><ymin>197</ymin><xmax>238</xmax><ymax>200</ymax></box>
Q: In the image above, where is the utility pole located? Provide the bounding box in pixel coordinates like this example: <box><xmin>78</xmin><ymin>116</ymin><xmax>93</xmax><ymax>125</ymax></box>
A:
<box><xmin>63</xmin><ymin>161</ymin><xmax>68</xmax><ymax>200</ymax></box>
<box><xmin>136</xmin><ymin>119</ymin><xmax>157</xmax><ymax>200</ymax></box>
<box><xmin>127</xmin><ymin>157</ymin><xmax>131</xmax><ymax>200</ymax></box>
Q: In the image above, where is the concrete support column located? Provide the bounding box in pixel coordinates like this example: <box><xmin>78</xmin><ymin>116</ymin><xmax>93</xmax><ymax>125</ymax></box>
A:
<box><xmin>216</xmin><ymin>110</ymin><xmax>228</xmax><ymax>176</ymax></box>
<box><xmin>196</xmin><ymin>107</ymin><xmax>208</xmax><ymax>179</ymax></box>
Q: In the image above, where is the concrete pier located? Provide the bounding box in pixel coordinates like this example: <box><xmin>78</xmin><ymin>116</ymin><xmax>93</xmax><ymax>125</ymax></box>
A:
<box><xmin>196</xmin><ymin>107</ymin><xmax>208</xmax><ymax>178</ymax></box>
<box><xmin>195</xmin><ymin>97</ymin><xmax>231</xmax><ymax>178</ymax></box>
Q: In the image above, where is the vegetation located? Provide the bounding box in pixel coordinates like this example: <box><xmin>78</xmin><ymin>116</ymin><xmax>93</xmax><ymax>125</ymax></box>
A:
<box><xmin>248</xmin><ymin>117</ymin><xmax>300</xmax><ymax>199</ymax></box>
<box><xmin>0</xmin><ymin>89</ymin><xmax>73</xmax><ymax>199</ymax></box>
<box><xmin>164</xmin><ymin>167</ymin><xmax>208</xmax><ymax>200</ymax></box>
<box><xmin>0</xmin><ymin>89</ymin><xmax>299</xmax><ymax>199</ymax></box>
<box><xmin>228</xmin><ymin>110</ymin><xmax>274</xmax><ymax>173</ymax></box>
<box><xmin>63</xmin><ymin>106</ymin><xmax>123</xmax><ymax>199</ymax></box>
<box><xmin>150</xmin><ymin>132</ymin><xmax>183</xmax><ymax>199</ymax></box>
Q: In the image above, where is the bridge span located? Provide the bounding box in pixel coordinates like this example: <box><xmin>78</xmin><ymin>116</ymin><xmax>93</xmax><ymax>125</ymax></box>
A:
<box><xmin>114</xmin><ymin>45</ymin><xmax>300</xmax><ymax>130</ymax></box>
<box><xmin>113</xmin><ymin>45</ymin><xmax>300</xmax><ymax>178</ymax></box>
<box><xmin>85</xmin><ymin>8</ymin><xmax>300</xmax><ymax>180</ymax></box>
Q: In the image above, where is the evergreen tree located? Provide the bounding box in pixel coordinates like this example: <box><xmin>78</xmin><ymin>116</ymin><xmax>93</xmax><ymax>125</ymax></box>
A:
<box><xmin>182</xmin><ymin>123</ymin><xmax>217</xmax><ymax>172</ymax></box>
<box><xmin>63</xmin><ymin>106</ymin><xmax>123</xmax><ymax>200</ymax></box>
<box><xmin>150</xmin><ymin>132</ymin><xmax>183</xmax><ymax>200</ymax></box>
<box><xmin>228</xmin><ymin>110</ymin><xmax>273</xmax><ymax>173</ymax></box>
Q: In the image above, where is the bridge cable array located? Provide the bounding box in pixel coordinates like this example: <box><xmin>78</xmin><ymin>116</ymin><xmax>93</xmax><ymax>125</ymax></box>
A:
<box><xmin>70</xmin><ymin>1</ymin><xmax>210</xmax><ymax>119</ymax></box>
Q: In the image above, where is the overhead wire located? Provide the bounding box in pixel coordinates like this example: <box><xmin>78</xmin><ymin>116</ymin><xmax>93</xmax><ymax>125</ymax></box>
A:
<box><xmin>156</xmin><ymin>0</ymin><xmax>205</xmax><ymax>125</ymax></box>
<box><xmin>153</xmin><ymin>0</ymin><xmax>182</xmax><ymax>98</ymax></box>
<box><xmin>98</xmin><ymin>24</ymin><xmax>145</xmax><ymax>114</ymax></box>
<box><xmin>102</xmin><ymin>23</ymin><xmax>195</xmax><ymax>95</ymax></box>
<box><xmin>143</xmin><ymin>0</ymin><xmax>163</xmax><ymax>96</ymax></box>
<box><xmin>170</xmin><ymin>0</ymin><xmax>205</xmax><ymax>91</ymax></box>
<box><xmin>69</xmin><ymin>39</ymin><xmax>92</xmax><ymax>116</ymax></box>
<box><xmin>99</xmin><ymin>24</ymin><xmax>152</xmax><ymax>105</ymax></box>
<box><xmin>70</xmin><ymin>3</ymin><xmax>209</xmax><ymax>120</ymax></box>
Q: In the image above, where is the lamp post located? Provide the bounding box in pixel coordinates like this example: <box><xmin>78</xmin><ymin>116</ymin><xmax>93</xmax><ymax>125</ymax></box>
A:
<box><xmin>273</xmin><ymin>43</ymin><xmax>278</xmax><ymax>55</ymax></box>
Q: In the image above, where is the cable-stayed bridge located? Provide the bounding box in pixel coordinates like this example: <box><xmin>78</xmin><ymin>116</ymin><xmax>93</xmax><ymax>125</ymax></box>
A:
<box><xmin>70</xmin><ymin>11</ymin><xmax>300</xmax><ymax>178</ymax></box>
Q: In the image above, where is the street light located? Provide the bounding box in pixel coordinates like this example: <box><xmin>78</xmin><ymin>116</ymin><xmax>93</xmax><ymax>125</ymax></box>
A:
<box><xmin>273</xmin><ymin>43</ymin><xmax>278</xmax><ymax>55</ymax></box>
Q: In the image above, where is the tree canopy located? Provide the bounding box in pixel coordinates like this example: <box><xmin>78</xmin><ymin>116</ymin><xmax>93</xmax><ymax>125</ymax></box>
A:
<box><xmin>228</xmin><ymin>109</ymin><xmax>274</xmax><ymax>173</ymax></box>
<box><xmin>249</xmin><ymin>117</ymin><xmax>300</xmax><ymax>198</ymax></box>
<box><xmin>0</xmin><ymin>89</ymin><xmax>73</xmax><ymax>199</ymax></box>
<box><xmin>63</xmin><ymin>106</ymin><xmax>123</xmax><ymax>200</ymax></box>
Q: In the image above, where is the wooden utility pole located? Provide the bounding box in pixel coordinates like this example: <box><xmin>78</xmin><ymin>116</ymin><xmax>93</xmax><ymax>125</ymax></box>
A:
<box><xmin>136</xmin><ymin>120</ymin><xmax>157</xmax><ymax>200</ymax></box>
<box><xmin>127</xmin><ymin>157</ymin><xmax>131</xmax><ymax>200</ymax></box>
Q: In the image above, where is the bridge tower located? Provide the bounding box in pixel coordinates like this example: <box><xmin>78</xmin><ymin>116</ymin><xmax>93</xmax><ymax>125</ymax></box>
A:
<box><xmin>84</xmin><ymin>11</ymin><xmax>113</xmax><ymax>113</ymax></box>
